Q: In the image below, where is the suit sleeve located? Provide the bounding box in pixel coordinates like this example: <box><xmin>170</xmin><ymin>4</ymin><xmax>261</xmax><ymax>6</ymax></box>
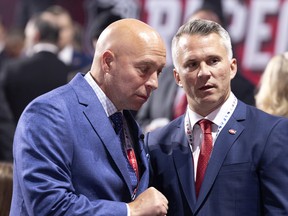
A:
<box><xmin>259</xmin><ymin>118</ymin><xmax>288</xmax><ymax>214</ymax></box>
<box><xmin>13</xmin><ymin>98</ymin><xmax>128</xmax><ymax>216</ymax></box>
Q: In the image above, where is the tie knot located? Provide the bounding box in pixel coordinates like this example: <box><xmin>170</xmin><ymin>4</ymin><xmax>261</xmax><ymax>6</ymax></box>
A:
<box><xmin>110</xmin><ymin>112</ymin><xmax>123</xmax><ymax>134</ymax></box>
<box><xmin>198</xmin><ymin>119</ymin><xmax>212</xmax><ymax>134</ymax></box>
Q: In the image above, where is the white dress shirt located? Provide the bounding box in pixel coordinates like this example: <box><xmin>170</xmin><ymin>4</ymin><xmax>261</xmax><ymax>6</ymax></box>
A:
<box><xmin>185</xmin><ymin>93</ymin><xmax>237</xmax><ymax>179</ymax></box>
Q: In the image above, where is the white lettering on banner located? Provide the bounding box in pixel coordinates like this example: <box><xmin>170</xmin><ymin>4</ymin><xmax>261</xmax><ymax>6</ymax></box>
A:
<box><xmin>224</xmin><ymin>0</ymin><xmax>247</xmax><ymax>43</ymax></box>
<box><xmin>243</xmin><ymin>0</ymin><xmax>280</xmax><ymax>70</ymax></box>
<box><xmin>275</xmin><ymin>0</ymin><xmax>288</xmax><ymax>54</ymax></box>
<box><xmin>183</xmin><ymin>0</ymin><xmax>203</xmax><ymax>22</ymax></box>
<box><xmin>142</xmin><ymin>0</ymin><xmax>287</xmax><ymax>84</ymax></box>
<box><xmin>145</xmin><ymin>0</ymin><xmax>182</xmax><ymax>63</ymax></box>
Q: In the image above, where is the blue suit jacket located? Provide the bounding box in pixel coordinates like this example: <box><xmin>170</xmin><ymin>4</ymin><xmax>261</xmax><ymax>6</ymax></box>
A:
<box><xmin>146</xmin><ymin>100</ymin><xmax>288</xmax><ymax>215</ymax></box>
<box><xmin>10</xmin><ymin>73</ymin><xmax>149</xmax><ymax>216</ymax></box>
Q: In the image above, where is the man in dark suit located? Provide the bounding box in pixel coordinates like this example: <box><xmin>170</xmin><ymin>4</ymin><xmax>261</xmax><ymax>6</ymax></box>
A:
<box><xmin>10</xmin><ymin>18</ymin><xmax>168</xmax><ymax>215</ymax></box>
<box><xmin>136</xmin><ymin>3</ymin><xmax>255</xmax><ymax>132</ymax></box>
<box><xmin>1</xmin><ymin>11</ymin><xmax>69</xmax><ymax>123</ymax></box>
<box><xmin>0</xmin><ymin>19</ymin><xmax>15</xmax><ymax>162</ymax></box>
<box><xmin>44</xmin><ymin>5</ymin><xmax>92</xmax><ymax>73</ymax></box>
<box><xmin>0</xmin><ymin>88</ymin><xmax>15</xmax><ymax>161</ymax></box>
<box><xmin>145</xmin><ymin>19</ymin><xmax>288</xmax><ymax>215</ymax></box>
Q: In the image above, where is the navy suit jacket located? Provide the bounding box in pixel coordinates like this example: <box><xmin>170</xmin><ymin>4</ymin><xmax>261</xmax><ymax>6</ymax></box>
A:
<box><xmin>10</xmin><ymin>73</ymin><xmax>149</xmax><ymax>216</ymax></box>
<box><xmin>146</xmin><ymin>100</ymin><xmax>288</xmax><ymax>215</ymax></box>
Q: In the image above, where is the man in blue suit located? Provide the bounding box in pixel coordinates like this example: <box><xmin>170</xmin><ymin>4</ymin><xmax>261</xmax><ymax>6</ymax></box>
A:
<box><xmin>10</xmin><ymin>18</ymin><xmax>168</xmax><ymax>215</ymax></box>
<box><xmin>145</xmin><ymin>19</ymin><xmax>288</xmax><ymax>215</ymax></box>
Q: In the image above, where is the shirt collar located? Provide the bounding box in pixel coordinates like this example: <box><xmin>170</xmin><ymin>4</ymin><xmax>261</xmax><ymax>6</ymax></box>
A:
<box><xmin>29</xmin><ymin>43</ymin><xmax>59</xmax><ymax>56</ymax></box>
<box><xmin>84</xmin><ymin>72</ymin><xmax>119</xmax><ymax>117</ymax></box>
<box><xmin>187</xmin><ymin>92</ymin><xmax>237</xmax><ymax>128</ymax></box>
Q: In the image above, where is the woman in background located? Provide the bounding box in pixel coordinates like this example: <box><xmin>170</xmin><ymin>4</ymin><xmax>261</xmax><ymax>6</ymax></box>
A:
<box><xmin>0</xmin><ymin>162</ymin><xmax>13</xmax><ymax>216</ymax></box>
<box><xmin>255</xmin><ymin>52</ymin><xmax>288</xmax><ymax>117</ymax></box>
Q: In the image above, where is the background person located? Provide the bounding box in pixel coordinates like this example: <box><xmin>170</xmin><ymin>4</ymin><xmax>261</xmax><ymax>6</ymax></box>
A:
<box><xmin>255</xmin><ymin>52</ymin><xmax>288</xmax><ymax>117</ymax></box>
<box><xmin>10</xmin><ymin>18</ymin><xmax>168</xmax><ymax>216</ymax></box>
<box><xmin>0</xmin><ymin>88</ymin><xmax>15</xmax><ymax>162</ymax></box>
<box><xmin>145</xmin><ymin>19</ymin><xmax>288</xmax><ymax>215</ymax></box>
<box><xmin>67</xmin><ymin>11</ymin><xmax>123</xmax><ymax>81</ymax></box>
<box><xmin>45</xmin><ymin>5</ymin><xmax>92</xmax><ymax>72</ymax></box>
<box><xmin>0</xmin><ymin>162</ymin><xmax>13</xmax><ymax>216</ymax></box>
<box><xmin>0</xmin><ymin>11</ymin><xmax>69</xmax><ymax>124</ymax></box>
<box><xmin>0</xmin><ymin>18</ymin><xmax>21</xmax><ymax>162</ymax></box>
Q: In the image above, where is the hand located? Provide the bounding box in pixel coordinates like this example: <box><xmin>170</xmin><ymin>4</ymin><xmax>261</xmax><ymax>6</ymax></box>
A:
<box><xmin>128</xmin><ymin>187</ymin><xmax>168</xmax><ymax>216</ymax></box>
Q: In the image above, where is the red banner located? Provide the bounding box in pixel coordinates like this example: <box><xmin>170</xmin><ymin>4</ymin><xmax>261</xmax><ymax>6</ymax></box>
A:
<box><xmin>139</xmin><ymin>0</ymin><xmax>288</xmax><ymax>85</ymax></box>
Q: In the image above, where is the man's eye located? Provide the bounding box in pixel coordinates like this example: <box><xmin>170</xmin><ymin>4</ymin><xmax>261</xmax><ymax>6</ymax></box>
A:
<box><xmin>185</xmin><ymin>61</ymin><xmax>198</xmax><ymax>69</ymax></box>
<box><xmin>209</xmin><ymin>58</ymin><xmax>220</xmax><ymax>65</ymax></box>
<box><xmin>138</xmin><ymin>67</ymin><xmax>149</xmax><ymax>74</ymax></box>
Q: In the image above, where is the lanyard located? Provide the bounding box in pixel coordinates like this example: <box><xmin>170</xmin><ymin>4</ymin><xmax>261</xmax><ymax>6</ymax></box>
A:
<box><xmin>185</xmin><ymin>95</ymin><xmax>237</xmax><ymax>147</ymax></box>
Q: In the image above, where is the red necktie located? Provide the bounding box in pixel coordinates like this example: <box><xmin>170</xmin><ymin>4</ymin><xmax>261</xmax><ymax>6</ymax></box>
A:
<box><xmin>173</xmin><ymin>93</ymin><xmax>188</xmax><ymax>119</ymax></box>
<box><xmin>195</xmin><ymin>119</ymin><xmax>213</xmax><ymax>197</ymax></box>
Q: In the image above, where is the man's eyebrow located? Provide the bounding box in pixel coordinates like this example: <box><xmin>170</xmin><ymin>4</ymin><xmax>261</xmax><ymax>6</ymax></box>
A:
<box><xmin>140</xmin><ymin>58</ymin><xmax>166</xmax><ymax>66</ymax></box>
<box><xmin>138</xmin><ymin>59</ymin><xmax>157</xmax><ymax>64</ymax></box>
<box><xmin>135</xmin><ymin>60</ymin><xmax>156</xmax><ymax>68</ymax></box>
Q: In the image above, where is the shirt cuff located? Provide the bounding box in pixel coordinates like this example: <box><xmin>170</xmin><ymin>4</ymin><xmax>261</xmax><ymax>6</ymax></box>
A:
<box><xmin>126</xmin><ymin>203</ymin><xmax>130</xmax><ymax>216</ymax></box>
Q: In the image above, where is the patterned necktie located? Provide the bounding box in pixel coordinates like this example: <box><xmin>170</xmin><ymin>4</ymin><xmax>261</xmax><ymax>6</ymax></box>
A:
<box><xmin>110</xmin><ymin>112</ymin><xmax>123</xmax><ymax>135</ymax></box>
<box><xmin>109</xmin><ymin>112</ymin><xmax>139</xmax><ymax>189</ymax></box>
<box><xmin>195</xmin><ymin>119</ymin><xmax>213</xmax><ymax>197</ymax></box>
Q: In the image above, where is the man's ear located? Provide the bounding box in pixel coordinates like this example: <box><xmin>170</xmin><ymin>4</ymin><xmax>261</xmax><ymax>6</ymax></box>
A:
<box><xmin>173</xmin><ymin>68</ymin><xmax>182</xmax><ymax>87</ymax></box>
<box><xmin>102</xmin><ymin>50</ymin><xmax>114</xmax><ymax>72</ymax></box>
<box><xmin>230</xmin><ymin>58</ymin><xmax>237</xmax><ymax>80</ymax></box>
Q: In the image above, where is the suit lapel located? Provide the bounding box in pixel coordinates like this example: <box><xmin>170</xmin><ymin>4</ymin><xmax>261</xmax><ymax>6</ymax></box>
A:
<box><xmin>70</xmin><ymin>74</ymin><xmax>135</xmax><ymax>194</ymax></box>
<box><xmin>195</xmin><ymin>103</ymin><xmax>246</xmax><ymax>212</ymax></box>
<box><xmin>172</xmin><ymin>117</ymin><xmax>197</xmax><ymax>212</ymax></box>
<box><xmin>84</xmin><ymin>104</ymin><xmax>134</xmax><ymax>192</ymax></box>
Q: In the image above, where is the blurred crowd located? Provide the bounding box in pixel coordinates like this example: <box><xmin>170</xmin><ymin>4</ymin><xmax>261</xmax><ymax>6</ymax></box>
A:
<box><xmin>0</xmin><ymin>0</ymin><xmax>135</xmax><ymax>163</ymax></box>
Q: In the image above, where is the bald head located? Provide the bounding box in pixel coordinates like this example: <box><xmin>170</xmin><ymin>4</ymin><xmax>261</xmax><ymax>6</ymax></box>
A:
<box><xmin>89</xmin><ymin>18</ymin><xmax>166</xmax><ymax>111</ymax></box>
<box><xmin>98</xmin><ymin>18</ymin><xmax>163</xmax><ymax>46</ymax></box>
<box><xmin>91</xmin><ymin>18</ymin><xmax>166</xmax><ymax>74</ymax></box>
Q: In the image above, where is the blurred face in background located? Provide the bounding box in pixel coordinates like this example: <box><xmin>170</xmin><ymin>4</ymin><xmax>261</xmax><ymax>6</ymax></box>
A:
<box><xmin>24</xmin><ymin>19</ymin><xmax>37</xmax><ymax>55</ymax></box>
<box><xmin>55</xmin><ymin>13</ymin><xmax>74</xmax><ymax>49</ymax></box>
<box><xmin>189</xmin><ymin>9</ymin><xmax>221</xmax><ymax>24</ymax></box>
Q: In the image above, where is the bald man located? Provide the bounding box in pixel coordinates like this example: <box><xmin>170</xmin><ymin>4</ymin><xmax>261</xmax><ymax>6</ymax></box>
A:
<box><xmin>10</xmin><ymin>18</ymin><xmax>167</xmax><ymax>216</ymax></box>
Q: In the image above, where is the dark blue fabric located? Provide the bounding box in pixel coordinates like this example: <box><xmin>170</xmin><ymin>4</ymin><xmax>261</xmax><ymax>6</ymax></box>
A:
<box><xmin>110</xmin><ymin>112</ymin><xmax>138</xmax><ymax>190</ymax></box>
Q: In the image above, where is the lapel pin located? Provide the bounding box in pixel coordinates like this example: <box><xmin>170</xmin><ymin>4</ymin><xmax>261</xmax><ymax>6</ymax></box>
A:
<box><xmin>229</xmin><ymin>129</ymin><xmax>237</xmax><ymax>135</ymax></box>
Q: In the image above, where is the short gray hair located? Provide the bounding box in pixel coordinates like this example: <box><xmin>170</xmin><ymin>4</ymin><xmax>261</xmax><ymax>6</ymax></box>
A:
<box><xmin>171</xmin><ymin>19</ymin><xmax>233</xmax><ymax>68</ymax></box>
